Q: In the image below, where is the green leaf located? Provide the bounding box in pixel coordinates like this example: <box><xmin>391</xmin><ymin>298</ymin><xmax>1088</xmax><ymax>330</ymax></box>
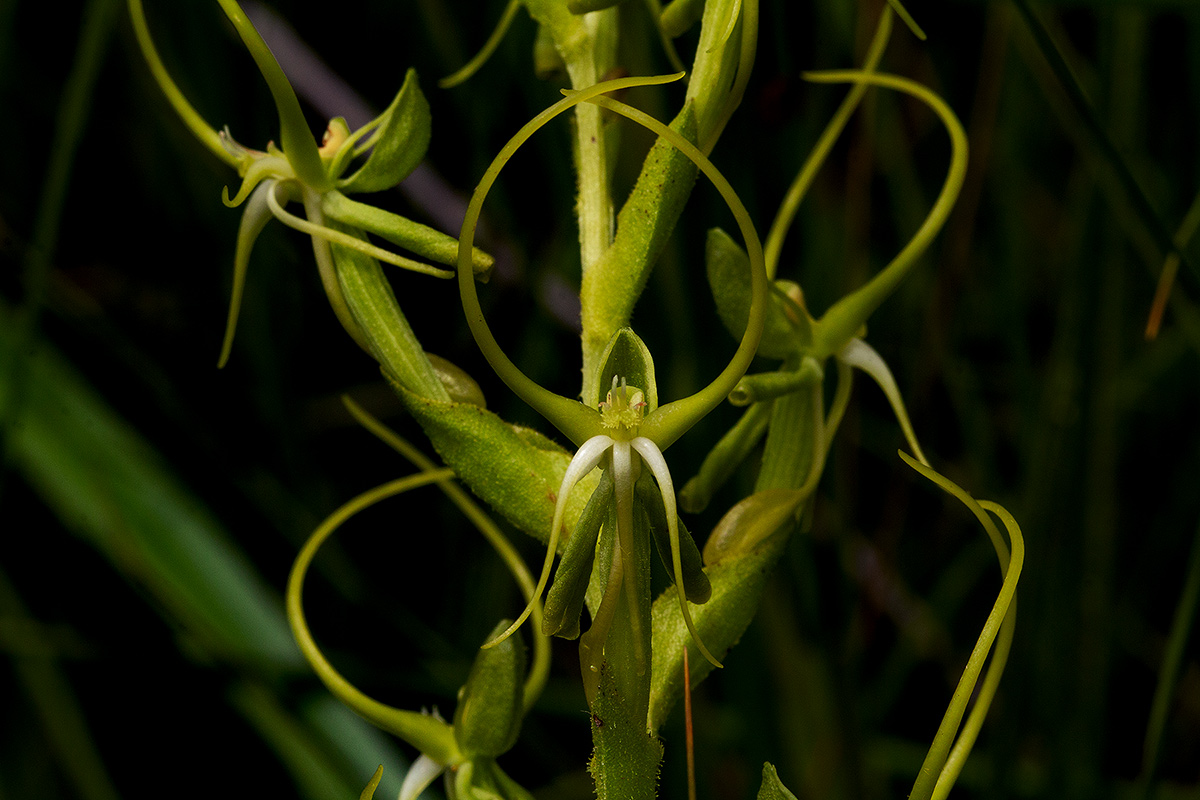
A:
<box><xmin>756</xmin><ymin>763</ymin><xmax>799</xmax><ymax>800</ymax></box>
<box><xmin>543</xmin><ymin>471</ymin><xmax>613</xmax><ymax>639</ymax></box>
<box><xmin>337</xmin><ymin>69</ymin><xmax>431</xmax><ymax>194</ymax></box>
<box><xmin>454</xmin><ymin>620</ymin><xmax>526</xmax><ymax>759</ymax></box>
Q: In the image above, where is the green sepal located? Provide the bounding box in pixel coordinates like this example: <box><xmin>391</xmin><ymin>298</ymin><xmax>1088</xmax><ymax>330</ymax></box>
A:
<box><xmin>636</xmin><ymin>476</ymin><xmax>710</xmax><ymax>604</ymax></box>
<box><xmin>581</xmin><ymin>104</ymin><xmax>698</xmax><ymax>378</ymax></box>
<box><xmin>543</xmin><ymin>470</ymin><xmax>613</xmax><ymax>639</ymax></box>
<box><xmin>660</xmin><ymin>0</ymin><xmax>705</xmax><ymax>37</ymax></box>
<box><xmin>390</xmin><ymin>382</ymin><xmax>597</xmax><ymax>547</ymax></box>
<box><xmin>594</xmin><ymin>327</ymin><xmax>658</xmax><ymax>411</ymax></box>
<box><xmin>702</xmin><ymin>488</ymin><xmax>805</xmax><ymax>566</ymax></box>
<box><xmin>454</xmin><ymin>620</ymin><xmax>526</xmax><ymax>759</ymax></box>
<box><xmin>647</xmin><ymin>513</ymin><xmax>791</xmax><ymax>735</ymax></box>
<box><xmin>757</xmin><ymin>763</ymin><xmax>799</xmax><ymax>800</ymax></box>
<box><xmin>679</xmin><ymin>400</ymin><xmax>772</xmax><ymax>514</ymax></box>
<box><xmin>322</xmin><ymin>190</ymin><xmax>492</xmax><ymax>276</ymax></box>
<box><xmin>218</xmin><ymin>180</ymin><xmax>275</xmax><ymax>368</ymax></box>
<box><xmin>705</xmin><ymin>228</ymin><xmax>809</xmax><ymax>358</ymax></box>
<box><xmin>336</xmin><ymin>69</ymin><xmax>431</xmax><ymax>194</ymax></box>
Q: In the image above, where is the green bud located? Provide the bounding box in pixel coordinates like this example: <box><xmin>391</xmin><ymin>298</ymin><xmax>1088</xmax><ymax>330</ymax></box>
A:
<box><xmin>728</xmin><ymin>358</ymin><xmax>822</xmax><ymax>406</ymax></box>
<box><xmin>427</xmin><ymin>354</ymin><xmax>487</xmax><ymax>408</ymax></box>
<box><xmin>702</xmin><ymin>488</ymin><xmax>803</xmax><ymax>566</ymax></box>
<box><xmin>454</xmin><ymin>620</ymin><xmax>526</xmax><ymax>759</ymax></box>
<box><xmin>660</xmin><ymin>0</ymin><xmax>705</xmax><ymax>38</ymax></box>
<box><xmin>335</xmin><ymin>69</ymin><xmax>431</xmax><ymax>194</ymax></box>
<box><xmin>757</xmin><ymin>763</ymin><xmax>799</xmax><ymax>800</ymax></box>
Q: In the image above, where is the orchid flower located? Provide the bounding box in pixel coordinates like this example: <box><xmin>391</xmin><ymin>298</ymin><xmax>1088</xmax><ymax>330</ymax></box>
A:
<box><xmin>128</xmin><ymin>0</ymin><xmax>492</xmax><ymax>369</ymax></box>
<box><xmin>453</xmin><ymin>74</ymin><xmax>769</xmax><ymax>679</ymax></box>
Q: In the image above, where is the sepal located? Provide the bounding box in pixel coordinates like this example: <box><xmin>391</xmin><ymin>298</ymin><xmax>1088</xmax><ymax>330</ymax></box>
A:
<box><xmin>336</xmin><ymin>69</ymin><xmax>431</xmax><ymax>194</ymax></box>
<box><xmin>705</xmin><ymin>227</ymin><xmax>810</xmax><ymax>359</ymax></box>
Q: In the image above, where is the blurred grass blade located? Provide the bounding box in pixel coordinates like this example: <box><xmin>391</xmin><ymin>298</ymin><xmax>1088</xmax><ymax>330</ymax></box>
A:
<box><xmin>0</xmin><ymin>567</ymin><xmax>120</xmax><ymax>800</ymax></box>
<box><xmin>1012</xmin><ymin>0</ymin><xmax>1195</xmax><ymax>289</ymax></box>
<box><xmin>1138</xmin><ymin>516</ymin><xmax>1200</xmax><ymax>792</ymax></box>
<box><xmin>0</xmin><ymin>301</ymin><xmax>302</xmax><ymax>669</ymax></box>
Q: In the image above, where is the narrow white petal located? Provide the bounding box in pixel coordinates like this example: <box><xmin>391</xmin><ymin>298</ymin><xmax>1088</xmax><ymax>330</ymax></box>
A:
<box><xmin>398</xmin><ymin>754</ymin><xmax>444</xmax><ymax>800</ymax></box>
<box><xmin>838</xmin><ymin>338</ymin><xmax>928</xmax><ymax>466</ymax></box>
<box><xmin>484</xmin><ymin>435</ymin><xmax>613</xmax><ymax>649</ymax></box>
<box><xmin>632</xmin><ymin>438</ymin><xmax>722</xmax><ymax>668</ymax></box>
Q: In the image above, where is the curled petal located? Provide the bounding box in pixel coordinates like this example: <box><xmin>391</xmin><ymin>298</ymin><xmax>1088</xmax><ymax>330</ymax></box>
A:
<box><xmin>484</xmin><ymin>434</ymin><xmax>615</xmax><ymax>650</ymax></box>
<box><xmin>838</xmin><ymin>338</ymin><xmax>928</xmax><ymax>466</ymax></box>
<box><xmin>287</xmin><ymin>470</ymin><xmax>463</xmax><ymax>764</ymax></box>
<box><xmin>221</xmin><ymin>154</ymin><xmax>290</xmax><ymax>208</ymax></box>
<box><xmin>631</xmin><ymin>437</ymin><xmax>722</xmax><ymax>668</ymax></box>
<box><xmin>218</xmin><ymin>179</ymin><xmax>275</xmax><ymax>368</ymax></box>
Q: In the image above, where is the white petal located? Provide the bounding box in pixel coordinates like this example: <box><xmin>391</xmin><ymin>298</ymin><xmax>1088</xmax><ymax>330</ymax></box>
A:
<box><xmin>632</xmin><ymin>437</ymin><xmax>722</xmax><ymax>668</ymax></box>
<box><xmin>838</xmin><ymin>338</ymin><xmax>928</xmax><ymax>466</ymax></box>
<box><xmin>398</xmin><ymin>754</ymin><xmax>444</xmax><ymax>800</ymax></box>
<box><xmin>484</xmin><ymin>435</ymin><xmax>613</xmax><ymax>649</ymax></box>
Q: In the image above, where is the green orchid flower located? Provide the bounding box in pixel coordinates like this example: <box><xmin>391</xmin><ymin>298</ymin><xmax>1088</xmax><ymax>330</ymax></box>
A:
<box><xmin>287</xmin><ymin>407</ymin><xmax>552</xmax><ymax>800</ymax></box>
<box><xmin>452</xmin><ymin>74</ymin><xmax>769</xmax><ymax>676</ymax></box>
<box><xmin>128</xmin><ymin>0</ymin><xmax>492</xmax><ymax>367</ymax></box>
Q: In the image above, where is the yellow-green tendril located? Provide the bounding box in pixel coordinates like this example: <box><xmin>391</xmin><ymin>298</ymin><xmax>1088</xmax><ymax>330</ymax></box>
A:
<box><xmin>804</xmin><ymin>70</ymin><xmax>968</xmax><ymax>359</ymax></box>
<box><xmin>342</xmin><ymin>397</ymin><xmax>551</xmax><ymax>712</ymax></box>
<box><xmin>287</xmin><ymin>470</ymin><xmax>463</xmax><ymax>765</ymax></box>
<box><xmin>900</xmin><ymin>453</ymin><xmax>1023</xmax><ymax>800</ymax></box>
<box><xmin>440</xmin><ymin>0</ymin><xmax>521</xmax><ymax>89</ymax></box>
